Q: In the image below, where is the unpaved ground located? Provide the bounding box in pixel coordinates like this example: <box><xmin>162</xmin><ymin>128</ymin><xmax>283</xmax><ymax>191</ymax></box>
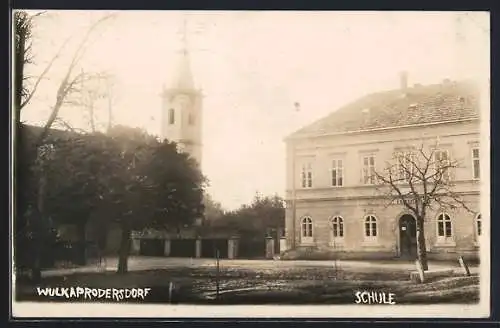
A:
<box><xmin>15</xmin><ymin>260</ymin><xmax>480</xmax><ymax>305</ymax></box>
<box><xmin>39</xmin><ymin>256</ymin><xmax>480</xmax><ymax>277</ymax></box>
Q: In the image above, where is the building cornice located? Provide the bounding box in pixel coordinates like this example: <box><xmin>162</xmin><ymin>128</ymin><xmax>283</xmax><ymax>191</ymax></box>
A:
<box><xmin>285</xmin><ymin>190</ymin><xmax>480</xmax><ymax>203</ymax></box>
<box><xmin>284</xmin><ymin>118</ymin><xmax>479</xmax><ymax>143</ymax></box>
<box><xmin>290</xmin><ymin>130</ymin><xmax>479</xmax><ymax>151</ymax></box>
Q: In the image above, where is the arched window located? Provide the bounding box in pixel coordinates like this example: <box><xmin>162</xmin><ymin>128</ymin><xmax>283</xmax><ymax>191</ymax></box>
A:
<box><xmin>437</xmin><ymin>212</ymin><xmax>452</xmax><ymax>238</ymax></box>
<box><xmin>364</xmin><ymin>215</ymin><xmax>377</xmax><ymax>237</ymax></box>
<box><xmin>169</xmin><ymin>108</ymin><xmax>175</xmax><ymax>124</ymax></box>
<box><xmin>476</xmin><ymin>214</ymin><xmax>482</xmax><ymax>237</ymax></box>
<box><xmin>301</xmin><ymin>217</ymin><xmax>313</xmax><ymax>238</ymax></box>
<box><xmin>331</xmin><ymin>216</ymin><xmax>344</xmax><ymax>238</ymax></box>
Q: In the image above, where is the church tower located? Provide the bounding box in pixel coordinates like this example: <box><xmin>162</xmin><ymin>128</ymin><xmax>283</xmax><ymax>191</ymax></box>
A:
<box><xmin>160</xmin><ymin>19</ymin><xmax>203</xmax><ymax>167</ymax></box>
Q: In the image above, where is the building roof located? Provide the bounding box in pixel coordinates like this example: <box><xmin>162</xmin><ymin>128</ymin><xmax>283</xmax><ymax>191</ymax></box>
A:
<box><xmin>286</xmin><ymin>79</ymin><xmax>480</xmax><ymax>140</ymax></box>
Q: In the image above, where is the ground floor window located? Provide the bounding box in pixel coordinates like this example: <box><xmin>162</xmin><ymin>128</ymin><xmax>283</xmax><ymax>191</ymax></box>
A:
<box><xmin>301</xmin><ymin>216</ymin><xmax>313</xmax><ymax>244</ymax></box>
<box><xmin>364</xmin><ymin>215</ymin><xmax>377</xmax><ymax>239</ymax></box>
<box><xmin>330</xmin><ymin>216</ymin><xmax>344</xmax><ymax>238</ymax></box>
<box><xmin>436</xmin><ymin>212</ymin><xmax>454</xmax><ymax>244</ymax></box>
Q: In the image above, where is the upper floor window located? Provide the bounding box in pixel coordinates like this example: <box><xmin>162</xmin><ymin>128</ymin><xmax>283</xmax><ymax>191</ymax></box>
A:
<box><xmin>301</xmin><ymin>162</ymin><xmax>313</xmax><ymax>188</ymax></box>
<box><xmin>330</xmin><ymin>216</ymin><xmax>344</xmax><ymax>238</ymax></box>
<box><xmin>472</xmin><ymin>148</ymin><xmax>480</xmax><ymax>180</ymax></box>
<box><xmin>169</xmin><ymin>108</ymin><xmax>175</xmax><ymax>125</ymax></box>
<box><xmin>395</xmin><ymin>151</ymin><xmax>415</xmax><ymax>183</ymax></box>
<box><xmin>437</xmin><ymin>212</ymin><xmax>453</xmax><ymax>239</ymax></box>
<box><xmin>362</xmin><ymin>155</ymin><xmax>376</xmax><ymax>185</ymax></box>
<box><xmin>434</xmin><ymin>150</ymin><xmax>450</xmax><ymax>181</ymax></box>
<box><xmin>476</xmin><ymin>213</ymin><xmax>482</xmax><ymax>237</ymax></box>
<box><xmin>364</xmin><ymin>215</ymin><xmax>377</xmax><ymax>238</ymax></box>
<box><xmin>331</xmin><ymin>159</ymin><xmax>344</xmax><ymax>187</ymax></box>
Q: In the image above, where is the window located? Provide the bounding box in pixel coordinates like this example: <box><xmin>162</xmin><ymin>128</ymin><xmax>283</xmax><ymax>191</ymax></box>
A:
<box><xmin>331</xmin><ymin>159</ymin><xmax>344</xmax><ymax>187</ymax></box>
<box><xmin>434</xmin><ymin>150</ymin><xmax>450</xmax><ymax>181</ymax></box>
<box><xmin>301</xmin><ymin>162</ymin><xmax>313</xmax><ymax>188</ymax></box>
<box><xmin>331</xmin><ymin>216</ymin><xmax>344</xmax><ymax>238</ymax></box>
<box><xmin>476</xmin><ymin>214</ymin><xmax>482</xmax><ymax>237</ymax></box>
<box><xmin>437</xmin><ymin>212</ymin><xmax>453</xmax><ymax>238</ymax></box>
<box><xmin>301</xmin><ymin>217</ymin><xmax>313</xmax><ymax>244</ymax></box>
<box><xmin>364</xmin><ymin>215</ymin><xmax>377</xmax><ymax>238</ymax></box>
<box><xmin>362</xmin><ymin>155</ymin><xmax>376</xmax><ymax>184</ymax></box>
<box><xmin>168</xmin><ymin>108</ymin><xmax>175</xmax><ymax>124</ymax></box>
<box><xmin>396</xmin><ymin>151</ymin><xmax>415</xmax><ymax>183</ymax></box>
<box><xmin>472</xmin><ymin>148</ymin><xmax>480</xmax><ymax>180</ymax></box>
<box><xmin>301</xmin><ymin>217</ymin><xmax>313</xmax><ymax>237</ymax></box>
<box><xmin>188</xmin><ymin>113</ymin><xmax>195</xmax><ymax>125</ymax></box>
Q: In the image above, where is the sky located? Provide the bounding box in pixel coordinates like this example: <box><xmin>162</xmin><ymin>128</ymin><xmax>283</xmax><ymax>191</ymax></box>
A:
<box><xmin>19</xmin><ymin>10</ymin><xmax>490</xmax><ymax>210</ymax></box>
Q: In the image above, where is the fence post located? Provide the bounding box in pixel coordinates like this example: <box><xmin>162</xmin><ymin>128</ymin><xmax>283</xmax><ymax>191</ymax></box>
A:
<box><xmin>415</xmin><ymin>259</ymin><xmax>426</xmax><ymax>283</ymax></box>
<box><xmin>458</xmin><ymin>256</ymin><xmax>471</xmax><ymax>276</ymax></box>
<box><xmin>265</xmin><ymin>236</ymin><xmax>275</xmax><ymax>259</ymax></box>
<box><xmin>215</xmin><ymin>249</ymin><xmax>220</xmax><ymax>300</ymax></box>
<box><xmin>168</xmin><ymin>281</ymin><xmax>174</xmax><ymax>304</ymax></box>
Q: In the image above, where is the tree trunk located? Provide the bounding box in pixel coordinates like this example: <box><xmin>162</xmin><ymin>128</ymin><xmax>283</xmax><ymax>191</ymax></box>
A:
<box><xmin>15</xmin><ymin>25</ymin><xmax>26</xmax><ymax>118</ymax></box>
<box><xmin>416</xmin><ymin>217</ymin><xmax>429</xmax><ymax>271</ymax></box>
<box><xmin>77</xmin><ymin>220</ymin><xmax>88</xmax><ymax>266</ymax></box>
<box><xmin>31</xmin><ymin>173</ymin><xmax>47</xmax><ymax>283</ymax></box>
<box><xmin>117</xmin><ymin>219</ymin><xmax>131</xmax><ymax>274</ymax></box>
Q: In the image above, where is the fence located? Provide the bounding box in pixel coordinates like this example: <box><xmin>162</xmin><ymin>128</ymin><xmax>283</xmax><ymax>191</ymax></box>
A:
<box><xmin>237</xmin><ymin>238</ymin><xmax>266</xmax><ymax>259</ymax></box>
<box><xmin>201</xmin><ymin>239</ymin><xmax>228</xmax><ymax>258</ymax></box>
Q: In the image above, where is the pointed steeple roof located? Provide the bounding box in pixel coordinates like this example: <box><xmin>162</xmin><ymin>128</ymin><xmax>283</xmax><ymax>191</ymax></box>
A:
<box><xmin>169</xmin><ymin>18</ymin><xmax>196</xmax><ymax>91</ymax></box>
<box><xmin>170</xmin><ymin>50</ymin><xmax>195</xmax><ymax>90</ymax></box>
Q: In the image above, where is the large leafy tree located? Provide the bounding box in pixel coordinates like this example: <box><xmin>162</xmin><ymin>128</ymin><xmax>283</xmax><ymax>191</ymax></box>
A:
<box><xmin>213</xmin><ymin>193</ymin><xmax>285</xmax><ymax>238</ymax></box>
<box><xmin>16</xmin><ymin>123</ymin><xmax>206</xmax><ymax>275</ymax></box>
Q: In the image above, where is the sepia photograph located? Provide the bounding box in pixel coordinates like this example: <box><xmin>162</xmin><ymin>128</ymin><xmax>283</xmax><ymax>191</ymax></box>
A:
<box><xmin>11</xmin><ymin>10</ymin><xmax>490</xmax><ymax>318</ymax></box>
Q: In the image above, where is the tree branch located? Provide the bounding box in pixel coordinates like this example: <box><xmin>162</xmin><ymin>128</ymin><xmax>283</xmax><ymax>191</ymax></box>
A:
<box><xmin>20</xmin><ymin>32</ymin><xmax>73</xmax><ymax>110</ymax></box>
<box><xmin>36</xmin><ymin>14</ymin><xmax>117</xmax><ymax>145</ymax></box>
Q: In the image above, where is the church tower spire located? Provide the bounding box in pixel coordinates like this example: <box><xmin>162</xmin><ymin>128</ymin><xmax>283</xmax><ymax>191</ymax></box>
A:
<box><xmin>160</xmin><ymin>16</ymin><xmax>203</xmax><ymax>167</ymax></box>
<box><xmin>170</xmin><ymin>18</ymin><xmax>195</xmax><ymax>91</ymax></box>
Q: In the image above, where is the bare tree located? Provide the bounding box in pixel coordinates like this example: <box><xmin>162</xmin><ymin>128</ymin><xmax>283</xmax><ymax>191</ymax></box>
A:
<box><xmin>372</xmin><ymin>139</ymin><xmax>473</xmax><ymax>271</ymax></box>
<box><xmin>35</xmin><ymin>13</ymin><xmax>118</xmax><ymax>145</ymax></box>
<box><xmin>14</xmin><ymin>10</ymin><xmax>47</xmax><ymax>121</ymax></box>
<box><xmin>13</xmin><ymin>10</ymin><xmax>117</xmax><ymax>142</ymax></box>
<box><xmin>65</xmin><ymin>70</ymin><xmax>115</xmax><ymax>133</ymax></box>
<box><xmin>14</xmin><ymin>11</ymin><xmax>118</xmax><ymax>282</ymax></box>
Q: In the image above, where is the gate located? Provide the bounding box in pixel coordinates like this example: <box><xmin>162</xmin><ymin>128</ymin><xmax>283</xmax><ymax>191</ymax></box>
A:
<box><xmin>201</xmin><ymin>239</ymin><xmax>228</xmax><ymax>258</ymax></box>
<box><xmin>238</xmin><ymin>238</ymin><xmax>266</xmax><ymax>259</ymax></box>
<box><xmin>140</xmin><ymin>239</ymin><xmax>165</xmax><ymax>257</ymax></box>
<box><xmin>170</xmin><ymin>239</ymin><xmax>196</xmax><ymax>257</ymax></box>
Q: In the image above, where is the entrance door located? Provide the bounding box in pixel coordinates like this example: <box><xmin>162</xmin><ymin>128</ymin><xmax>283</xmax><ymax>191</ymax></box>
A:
<box><xmin>399</xmin><ymin>215</ymin><xmax>417</xmax><ymax>259</ymax></box>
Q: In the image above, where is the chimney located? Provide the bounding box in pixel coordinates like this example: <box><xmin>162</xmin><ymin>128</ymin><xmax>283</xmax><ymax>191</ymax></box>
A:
<box><xmin>400</xmin><ymin>71</ymin><xmax>408</xmax><ymax>91</ymax></box>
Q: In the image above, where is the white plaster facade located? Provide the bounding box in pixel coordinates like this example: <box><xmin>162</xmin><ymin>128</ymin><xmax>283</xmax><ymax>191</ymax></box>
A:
<box><xmin>284</xmin><ymin>81</ymin><xmax>482</xmax><ymax>260</ymax></box>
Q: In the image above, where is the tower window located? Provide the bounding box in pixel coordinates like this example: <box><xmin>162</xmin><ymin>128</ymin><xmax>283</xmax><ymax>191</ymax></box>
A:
<box><xmin>169</xmin><ymin>108</ymin><xmax>175</xmax><ymax>125</ymax></box>
<box><xmin>188</xmin><ymin>113</ymin><xmax>195</xmax><ymax>125</ymax></box>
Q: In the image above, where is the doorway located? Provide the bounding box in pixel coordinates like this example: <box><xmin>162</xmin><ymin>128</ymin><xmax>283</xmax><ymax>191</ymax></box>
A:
<box><xmin>399</xmin><ymin>214</ymin><xmax>417</xmax><ymax>259</ymax></box>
